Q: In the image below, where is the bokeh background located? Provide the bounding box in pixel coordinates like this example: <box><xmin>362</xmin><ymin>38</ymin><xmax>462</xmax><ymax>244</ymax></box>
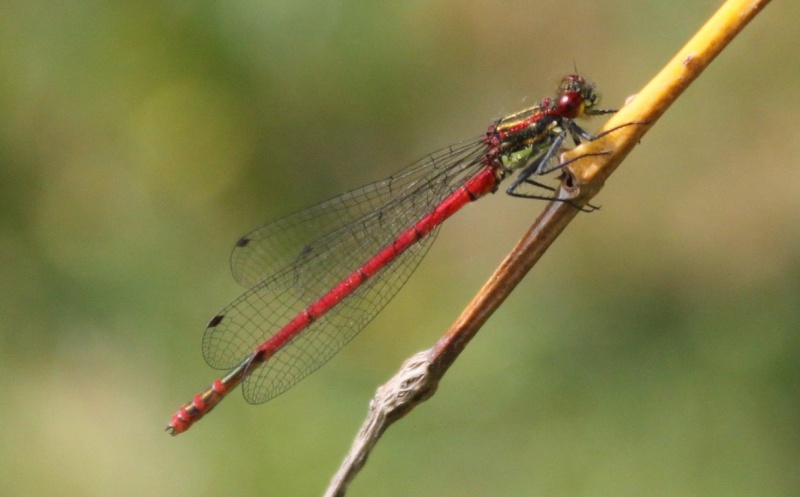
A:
<box><xmin>1</xmin><ymin>1</ymin><xmax>798</xmax><ymax>496</ymax></box>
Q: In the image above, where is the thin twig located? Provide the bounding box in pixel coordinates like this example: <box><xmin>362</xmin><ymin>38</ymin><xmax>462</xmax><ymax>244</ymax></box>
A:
<box><xmin>324</xmin><ymin>0</ymin><xmax>771</xmax><ymax>495</ymax></box>
<box><xmin>324</xmin><ymin>200</ymin><xmax>578</xmax><ymax>497</ymax></box>
<box><xmin>564</xmin><ymin>0</ymin><xmax>771</xmax><ymax>197</ymax></box>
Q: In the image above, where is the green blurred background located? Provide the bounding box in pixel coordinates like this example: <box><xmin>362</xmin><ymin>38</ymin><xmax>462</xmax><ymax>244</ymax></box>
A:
<box><xmin>1</xmin><ymin>1</ymin><xmax>798</xmax><ymax>496</ymax></box>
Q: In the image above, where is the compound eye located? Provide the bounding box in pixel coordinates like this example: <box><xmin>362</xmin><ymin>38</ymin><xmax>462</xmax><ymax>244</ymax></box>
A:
<box><xmin>555</xmin><ymin>92</ymin><xmax>584</xmax><ymax>118</ymax></box>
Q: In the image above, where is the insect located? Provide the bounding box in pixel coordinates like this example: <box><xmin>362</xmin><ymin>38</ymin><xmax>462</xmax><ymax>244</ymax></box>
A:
<box><xmin>167</xmin><ymin>74</ymin><xmax>615</xmax><ymax>435</ymax></box>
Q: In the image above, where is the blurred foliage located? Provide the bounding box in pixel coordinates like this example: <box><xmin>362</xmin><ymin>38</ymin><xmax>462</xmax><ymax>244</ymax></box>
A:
<box><xmin>1</xmin><ymin>1</ymin><xmax>798</xmax><ymax>496</ymax></box>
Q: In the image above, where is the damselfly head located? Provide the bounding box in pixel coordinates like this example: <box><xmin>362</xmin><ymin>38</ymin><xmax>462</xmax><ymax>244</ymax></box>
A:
<box><xmin>554</xmin><ymin>74</ymin><xmax>601</xmax><ymax>119</ymax></box>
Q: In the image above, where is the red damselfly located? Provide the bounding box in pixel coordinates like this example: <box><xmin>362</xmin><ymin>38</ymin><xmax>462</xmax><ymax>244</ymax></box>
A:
<box><xmin>168</xmin><ymin>74</ymin><xmax>616</xmax><ymax>435</ymax></box>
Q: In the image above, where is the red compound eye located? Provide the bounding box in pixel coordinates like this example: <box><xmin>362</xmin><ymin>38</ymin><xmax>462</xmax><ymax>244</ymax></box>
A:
<box><xmin>555</xmin><ymin>92</ymin><xmax>584</xmax><ymax>118</ymax></box>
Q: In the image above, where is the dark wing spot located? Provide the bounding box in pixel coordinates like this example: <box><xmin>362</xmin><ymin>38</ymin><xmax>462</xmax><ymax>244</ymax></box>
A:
<box><xmin>236</xmin><ymin>237</ymin><xmax>251</xmax><ymax>248</ymax></box>
<box><xmin>208</xmin><ymin>314</ymin><xmax>225</xmax><ymax>328</ymax></box>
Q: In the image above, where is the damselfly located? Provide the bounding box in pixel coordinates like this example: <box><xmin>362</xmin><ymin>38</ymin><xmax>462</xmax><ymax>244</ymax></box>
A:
<box><xmin>168</xmin><ymin>74</ymin><xmax>615</xmax><ymax>435</ymax></box>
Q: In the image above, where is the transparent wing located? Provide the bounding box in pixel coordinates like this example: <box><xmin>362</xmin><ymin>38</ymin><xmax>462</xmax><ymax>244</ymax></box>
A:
<box><xmin>202</xmin><ymin>139</ymin><xmax>488</xmax><ymax>404</ymax></box>
<box><xmin>230</xmin><ymin>139</ymin><xmax>485</xmax><ymax>289</ymax></box>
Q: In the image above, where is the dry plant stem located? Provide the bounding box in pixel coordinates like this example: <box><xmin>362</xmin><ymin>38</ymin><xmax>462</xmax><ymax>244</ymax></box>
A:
<box><xmin>324</xmin><ymin>0</ymin><xmax>770</xmax><ymax>495</ymax></box>
<box><xmin>430</xmin><ymin>200</ymin><xmax>579</xmax><ymax>368</ymax></box>
<box><xmin>324</xmin><ymin>201</ymin><xmax>577</xmax><ymax>497</ymax></box>
<box><xmin>323</xmin><ymin>351</ymin><xmax>435</xmax><ymax>497</ymax></box>
<box><xmin>564</xmin><ymin>0</ymin><xmax>771</xmax><ymax>202</ymax></box>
